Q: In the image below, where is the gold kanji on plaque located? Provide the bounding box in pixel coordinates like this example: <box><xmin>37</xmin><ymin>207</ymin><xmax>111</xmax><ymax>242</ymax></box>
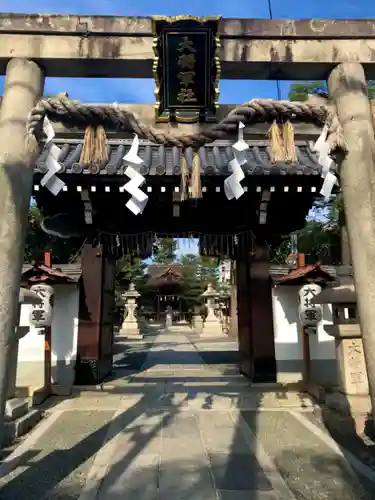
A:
<box><xmin>178</xmin><ymin>71</ymin><xmax>196</xmax><ymax>87</ymax></box>
<box><xmin>177</xmin><ymin>88</ymin><xmax>197</xmax><ymax>104</ymax></box>
<box><xmin>178</xmin><ymin>53</ymin><xmax>196</xmax><ymax>70</ymax></box>
<box><xmin>177</xmin><ymin>36</ymin><xmax>196</xmax><ymax>53</ymax></box>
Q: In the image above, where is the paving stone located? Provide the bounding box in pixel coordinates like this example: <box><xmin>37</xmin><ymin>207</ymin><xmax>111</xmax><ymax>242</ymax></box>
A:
<box><xmin>98</xmin><ymin>454</ymin><xmax>159</xmax><ymax>500</ymax></box>
<box><xmin>159</xmin><ymin>461</ymin><xmax>216</xmax><ymax>500</ymax></box>
<box><xmin>217</xmin><ymin>490</ymin><xmax>278</xmax><ymax>500</ymax></box>
<box><xmin>5</xmin><ymin>329</ymin><xmax>375</xmax><ymax>500</ymax></box>
<box><xmin>197</xmin><ymin>411</ymin><xmax>235</xmax><ymax>428</ymax></box>
<box><xmin>161</xmin><ymin>437</ymin><xmax>207</xmax><ymax>460</ymax></box>
<box><xmin>123</xmin><ymin>409</ymin><xmax>166</xmax><ymax>428</ymax></box>
<box><xmin>200</xmin><ymin>428</ymin><xmax>251</xmax><ymax>454</ymax></box>
<box><xmin>242</xmin><ymin>410</ymin><xmax>375</xmax><ymax>500</ymax></box>
<box><xmin>0</xmin><ymin>410</ymin><xmax>115</xmax><ymax>500</ymax></box>
<box><xmin>162</xmin><ymin>415</ymin><xmax>200</xmax><ymax>438</ymax></box>
<box><xmin>117</xmin><ymin>425</ymin><xmax>162</xmax><ymax>455</ymax></box>
<box><xmin>208</xmin><ymin>452</ymin><xmax>273</xmax><ymax>491</ymax></box>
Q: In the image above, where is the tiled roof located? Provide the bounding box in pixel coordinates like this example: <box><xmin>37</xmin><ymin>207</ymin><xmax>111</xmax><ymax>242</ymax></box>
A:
<box><xmin>147</xmin><ymin>264</ymin><xmax>184</xmax><ymax>278</ymax></box>
<box><xmin>34</xmin><ymin>139</ymin><xmax>322</xmax><ymax>177</ymax></box>
<box><xmin>21</xmin><ymin>263</ymin><xmax>82</xmax><ymax>282</ymax></box>
<box><xmin>276</xmin><ymin>264</ymin><xmax>335</xmax><ymax>285</ymax></box>
<box><xmin>270</xmin><ymin>264</ymin><xmax>352</xmax><ymax>280</ymax></box>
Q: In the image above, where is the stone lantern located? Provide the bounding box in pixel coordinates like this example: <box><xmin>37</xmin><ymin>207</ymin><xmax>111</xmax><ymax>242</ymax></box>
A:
<box><xmin>200</xmin><ymin>283</ymin><xmax>224</xmax><ymax>337</ymax></box>
<box><xmin>312</xmin><ymin>283</ymin><xmax>368</xmax><ymax>396</ymax></box>
<box><xmin>118</xmin><ymin>282</ymin><xmax>143</xmax><ymax>340</ymax></box>
<box><xmin>192</xmin><ymin>304</ymin><xmax>204</xmax><ymax>334</ymax></box>
<box><xmin>7</xmin><ymin>288</ymin><xmax>43</xmax><ymax>400</ymax></box>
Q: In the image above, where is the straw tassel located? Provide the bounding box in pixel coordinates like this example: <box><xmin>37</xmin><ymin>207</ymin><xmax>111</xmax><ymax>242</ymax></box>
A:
<box><xmin>180</xmin><ymin>153</ymin><xmax>189</xmax><ymax>201</ymax></box>
<box><xmin>282</xmin><ymin>120</ymin><xmax>297</xmax><ymax>163</ymax></box>
<box><xmin>267</xmin><ymin>120</ymin><xmax>285</xmax><ymax>163</ymax></box>
<box><xmin>93</xmin><ymin>125</ymin><xmax>109</xmax><ymax>165</ymax></box>
<box><xmin>190</xmin><ymin>152</ymin><xmax>202</xmax><ymax>199</ymax></box>
<box><xmin>79</xmin><ymin>125</ymin><xmax>108</xmax><ymax>166</ymax></box>
<box><xmin>79</xmin><ymin>125</ymin><xmax>96</xmax><ymax>165</ymax></box>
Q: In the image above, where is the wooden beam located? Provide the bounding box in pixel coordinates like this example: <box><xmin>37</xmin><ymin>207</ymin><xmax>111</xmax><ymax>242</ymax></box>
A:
<box><xmin>1</xmin><ymin>15</ymin><xmax>375</xmax><ymax>79</ymax></box>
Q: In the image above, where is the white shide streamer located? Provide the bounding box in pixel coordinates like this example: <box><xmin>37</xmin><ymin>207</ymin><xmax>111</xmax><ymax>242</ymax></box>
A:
<box><xmin>39</xmin><ymin>117</ymin><xmax>66</xmax><ymax>196</ymax></box>
<box><xmin>122</xmin><ymin>134</ymin><xmax>149</xmax><ymax>215</ymax></box>
<box><xmin>224</xmin><ymin>121</ymin><xmax>248</xmax><ymax>200</ymax></box>
<box><xmin>312</xmin><ymin>125</ymin><xmax>338</xmax><ymax>201</ymax></box>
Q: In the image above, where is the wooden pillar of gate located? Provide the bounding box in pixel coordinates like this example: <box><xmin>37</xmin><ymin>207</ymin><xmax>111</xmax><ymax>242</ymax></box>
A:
<box><xmin>229</xmin><ymin>260</ymin><xmax>239</xmax><ymax>339</ymax></box>
<box><xmin>248</xmin><ymin>245</ymin><xmax>277</xmax><ymax>383</ymax></box>
<box><xmin>75</xmin><ymin>242</ymin><xmax>116</xmax><ymax>385</ymax></box>
<box><xmin>236</xmin><ymin>251</ymin><xmax>253</xmax><ymax>378</ymax></box>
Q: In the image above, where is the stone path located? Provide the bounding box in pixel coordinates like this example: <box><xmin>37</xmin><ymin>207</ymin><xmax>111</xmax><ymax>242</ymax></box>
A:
<box><xmin>1</xmin><ymin>329</ymin><xmax>375</xmax><ymax>499</ymax></box>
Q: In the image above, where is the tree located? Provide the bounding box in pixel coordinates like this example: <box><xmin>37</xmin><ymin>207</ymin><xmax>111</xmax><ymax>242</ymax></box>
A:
<box><xmin>153</xmin><ymin>238</ymin><xmax>177</xmax><ymax>264</ymax></box>
<box><xmin>116</xmin><ymin>255</ymin><xmax>147</xmax><ymax>286</ymax></box>
<box><xmin>198</xmin><ymin>255</ymin><xmax>219</xmax><ymax>284</ymax></box>
<box><xmin>178</xmin><ymin>253</ymin><xmax>219</xmax><ymax>310</ymax></box>
<box><xmin>288</xmin><ymin>80</ymin><xmax>375</xmax><ymax>101</ymax></box>
<box><xmin>179</xmin><ymin>254</ymin><xmax>206</xmax><ymax>310</ymax></box>
<box><xmin>115</xmin><ymin>254</ymin><xmax>149</xmax><ymax>309</ymax></box>
<box><xmin>288</xmin><ymin>81</ymin><xmax>328</xmax><ymax>101</ymax></box>
<box><xmin>25</xmin><ymin>204</ymin><xmax>82</xmax><ymax>264</ymax></box>
<box><xmin>283</xmin><ymin>81</ymin><xmax>375</xmax><ymax>264</ymax></box>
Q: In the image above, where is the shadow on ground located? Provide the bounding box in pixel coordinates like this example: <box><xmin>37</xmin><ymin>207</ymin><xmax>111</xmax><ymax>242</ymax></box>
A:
<box><xmin>1</xmin><ymin>329</ymin><xmax>375</xmax><ymax>499</ymax></box>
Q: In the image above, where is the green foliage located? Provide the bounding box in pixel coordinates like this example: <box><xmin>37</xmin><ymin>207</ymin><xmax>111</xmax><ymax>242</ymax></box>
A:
<box><xmin>179</xmin><ymin>254</ymin><xmax>205</xmax><ymax>309</ymax></box>
<box><xmin>281</xmin><ymin>79</ymin><xmax>370</xmax><ymax>264</ymax></box>
<box><xmin>116</xmin><ymin>255</ymin><xmax>147</xmax><ymax>285</ymax></box>
<box><xmin>271</xmin><ymin>196</ymin><xmax>341</xmax><ymax>265</ymax></box>
<box><xmin>198</xmin><ymin>255</ymin><xmax>220</xmax><ymax>284</ymax></box>
<box><xmin>297</xmin><ymin>219</ymin><xmax>340</xmax><ymax>264</ymax></box>
<box><xmin>178</xmin><ymin>253</ymin><xmax>219</xmax><ymax>309</ymax></box>
<box><xmin>288</xmin><ymin>81</ymin><xmax>327</xmax><ymax>101</ymax></box>
<box><xmin>153</xmin><ymin>238</ymin><xmax>177</xmax><ymax>264</ymax></box>
<box><xmin>288</xmin><ymin>80</ymin><xmax>375</xmax><ymax>101</ymax></box>
<box><xmin>25</xmin><ymin>204</ymin><xmax>82</xmax><ymax>264</ymax></box>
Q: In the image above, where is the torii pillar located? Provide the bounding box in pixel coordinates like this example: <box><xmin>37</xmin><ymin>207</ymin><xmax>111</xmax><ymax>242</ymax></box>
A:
<box><xmin>328</xmin><ymin>63</ymin><xmax>375</xmax><ymax>426</ymax></box>
<box><xmin>0</xmin><ymin>58</ymin><xmax>44</xmax><ymax>445</ymax></box>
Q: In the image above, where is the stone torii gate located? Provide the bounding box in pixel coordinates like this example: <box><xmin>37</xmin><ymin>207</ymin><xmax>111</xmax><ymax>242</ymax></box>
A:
<box><xmin>1</xmin><ymin>14</ymin><xmax>375</xmax><ymax>443</ymax></box>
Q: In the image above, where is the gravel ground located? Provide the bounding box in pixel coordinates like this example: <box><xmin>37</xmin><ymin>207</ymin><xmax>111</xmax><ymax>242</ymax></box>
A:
<box><xmin>305</xmin><ymin>407</ymin><xmax>375</xmax><ymax>469</ymax></box>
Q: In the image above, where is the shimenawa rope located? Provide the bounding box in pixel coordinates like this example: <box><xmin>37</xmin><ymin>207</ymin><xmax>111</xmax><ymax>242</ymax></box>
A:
<box><xmin>26</xmin><ymin>96</ymin><xmax>346</xmax><ymax>152</ymax></box>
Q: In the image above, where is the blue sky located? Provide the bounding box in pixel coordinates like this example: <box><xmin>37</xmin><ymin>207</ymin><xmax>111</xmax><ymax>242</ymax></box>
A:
<box><xmin>1</xmin><ymin>0</ymin><xmax>373</xmax><ymax>257</ymax></box>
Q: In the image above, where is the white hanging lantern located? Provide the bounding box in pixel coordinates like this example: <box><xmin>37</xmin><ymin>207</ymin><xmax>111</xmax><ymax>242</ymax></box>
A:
<box><xmin>298</xmin><ymin>283</ymin><xmax>322</xmax><ymax>327</ymax></box>
<box><xmin>29</xmin><ymin>284</ymin><xmax>54</xmax><ymax>327</ymax></box>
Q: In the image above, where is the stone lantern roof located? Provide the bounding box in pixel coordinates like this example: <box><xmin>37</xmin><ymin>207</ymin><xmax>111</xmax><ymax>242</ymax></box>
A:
<box><xmin>201</xmin><ymin>283</ymin><xmax>217</xmax><ymax>297</ymax></box>
<box><xmin>122</xmin><ymin>282</ymin><xmax>140</xmax><ymax>299</ymax></box>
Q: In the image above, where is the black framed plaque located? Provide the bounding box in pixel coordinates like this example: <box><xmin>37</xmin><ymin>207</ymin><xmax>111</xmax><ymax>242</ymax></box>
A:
<box><xmin>152</xmin><ymin>15</ymin><xmax>221</xmax><ymax>123</ymax></box>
